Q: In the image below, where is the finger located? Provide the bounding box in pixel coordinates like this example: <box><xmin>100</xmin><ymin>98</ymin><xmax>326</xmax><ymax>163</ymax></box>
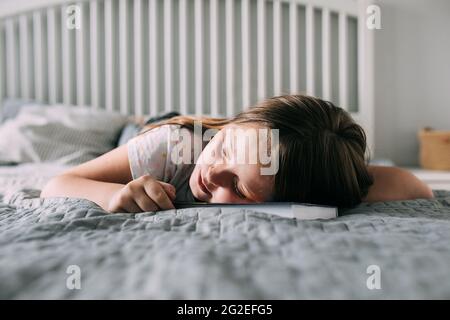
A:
<box><xmin>141</xmin><ymin>178</ymin><xmax>176</xmax><ymax>201</ymax></box>
<box><xmin>159</xmin><ymin>182</ymin><xmax>176</xmax><ymax>201</ymax></box>
<box><xmin>132</xmin><ymin>188</ymin><xmax>159</xmax><ymax>212</ymax></box>
<box><xmin>144</xmin><ymin>183</ymin><xmax>175</xmax><ymax>210</ymax></box>
<box><xmin>121</xmin><ymin>198</ymin><xmax>142</xmax><ymax>213</ymax></box>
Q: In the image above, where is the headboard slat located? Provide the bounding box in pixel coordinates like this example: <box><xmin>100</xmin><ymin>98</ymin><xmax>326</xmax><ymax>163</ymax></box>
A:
<box><xmin>321</xmin><ymin>8</ymin><xmax>331</xmax><ymax>101</ymax></box>
<box><xmin>241</xmin><ymin>0</ymin><xmax>251</xmax><ymax>109</ymax></box>
<box><xmin>148</xmin><ymin>0</ymin><xmax>158</xmax><ymax>116</ymax></box>
<box><xmin>6</xmin><ymin>19</ymin><xmax>18</xmax><ymax>99</ymax></box>
<box><xmin>305</xmin><ymin>4</ymin><xmax>315</xmax><ymax>96</ymax></box>
<box><xmin>61</xmin><ymin>4</ymin><xmax>74</xmax><ymax>105</ymax></box>
<box><xmin>338</xmin><ymin>11</ymin><xmax>349</xmax><ymax>109</ymax></box>
<box><xmin>257</xmin><ymin>0</ymin><xmax>266</xmax><ymax>101</ymax></box>
<box><xmin>178</xmin><ymin>0</ymin><xmax>188</xmax><ymax>116</ymax></box>
<box><xmin>0</xmin><ymin>0</ymin><xmax>374</xmax><ymax>152</ymax></box>
<box><xmin>289</xmin><ymin>2</ymin><xmax>299</xmax><ymax>94</ymax></box>
<box><xmin>19</xmin><ymin>15</ymin><xmax>31</xmax><ymax>100</ymax></box>
<box><xmin>194</xmin><ymin>0</ymin><xmax>204</xmax><ymax>116</ymax></box>
<box><xmin>89</xmin><ymin>0</ymin><xmax>99</xmax><ymax>109</ymax></box>
<box><xmin>103</xmin><ymin>0</ymin><xmax>114</xmax><ymax>111</ymax></box>
<box><xmin>210</xmin><ymin>0</ymin><xmax>220</xmax><ymax>117</ymax></box>
<box><xmin>273</xmin><ymin>0</ymin><xmax>282</xmax><ymax>96</ymax></box>
<box><xmin>225</xmin><ymin>0</ymin><xmax>234</xmax><ymax>117</ymax></box>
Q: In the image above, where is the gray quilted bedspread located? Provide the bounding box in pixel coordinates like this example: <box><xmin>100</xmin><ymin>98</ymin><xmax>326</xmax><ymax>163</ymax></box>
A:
<box><xmin>1</xmin><ymin>164</ymin><xmax>450</xmax><ymax>299</ymax></box>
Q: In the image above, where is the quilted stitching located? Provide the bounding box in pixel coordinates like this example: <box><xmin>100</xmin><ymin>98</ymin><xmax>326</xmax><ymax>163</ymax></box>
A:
<box><xmin>1</xmin><ymin>167</ymin><xmax>450</xmax><ymax>299</ymax></box>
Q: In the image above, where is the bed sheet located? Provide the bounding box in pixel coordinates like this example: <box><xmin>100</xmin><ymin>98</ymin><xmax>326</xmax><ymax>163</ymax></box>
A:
<box><xmin>1</xmin><ymin>164</ymin><xmax>450</xmax><ymax>299</ymax></box>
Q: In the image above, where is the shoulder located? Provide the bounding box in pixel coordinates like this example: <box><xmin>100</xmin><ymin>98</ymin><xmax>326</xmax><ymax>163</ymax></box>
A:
<box><xmin>139</xmin><ymin>123</ymin><xmax>193</xmax><ymax>138</ymax></box>
<box><xmin>127</xmin><ymin>125</ymin><xmax>182</xmax><ymax>181</ymax></box>
<box><xmin>139</xmin><ymin>124</ymin><xmax>175</xmax><ymax>136</ymax></box>
<box><xmin>132</xmin><ymin>124</ymin><xmax>190</xmax><ymax>145</ymax></box>
<box><xmin>363</xmin><ymin>166</ymin><xmax>434</xmax><ymax>202</ymax></box>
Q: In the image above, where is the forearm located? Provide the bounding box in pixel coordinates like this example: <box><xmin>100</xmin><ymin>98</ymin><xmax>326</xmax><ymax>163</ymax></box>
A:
<box><xmin>364</xmin><ymin>166</ymin><xmax>434</xmax><ymax>202</ymax></box>
<box><xmin>40</xmin><ymin>174</ymin><xmax>124</xmax><ymax>211</ymax></box>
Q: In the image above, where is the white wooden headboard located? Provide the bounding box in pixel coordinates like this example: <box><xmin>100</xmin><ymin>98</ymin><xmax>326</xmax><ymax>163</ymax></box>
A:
<box><xmin>0</xmin><ymin>0</ymin><xmax>374</xmax><ymax>150</ymax></box>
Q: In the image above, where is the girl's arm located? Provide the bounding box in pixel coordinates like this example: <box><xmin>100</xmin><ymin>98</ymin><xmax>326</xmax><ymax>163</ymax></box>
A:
<box><xmin>41</xmin><ymin>144</ymin><xmax>176</xmax><ymax>212</ymax></box>
<box><xmin>363</xmin><ymin>165</ymin><xmax>434</xmax><ymax>203</ymax></box>
<box><xmin>40</xmin><ymin>144</ymin><xmax>133</xmax><ymax>210</ymax></box>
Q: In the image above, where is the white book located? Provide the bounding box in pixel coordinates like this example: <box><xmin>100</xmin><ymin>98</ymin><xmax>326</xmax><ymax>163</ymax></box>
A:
<box><xmin>174</xmin><ymin>202</ymin><xmax>338</xmax><ymax>220</ymax></box>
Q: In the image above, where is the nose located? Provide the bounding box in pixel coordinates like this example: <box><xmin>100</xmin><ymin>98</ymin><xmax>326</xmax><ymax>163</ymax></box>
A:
<box><xmin>205</xmin><ymin>165</ymin><xmax>230</xmax><ymax>189</ymax></box>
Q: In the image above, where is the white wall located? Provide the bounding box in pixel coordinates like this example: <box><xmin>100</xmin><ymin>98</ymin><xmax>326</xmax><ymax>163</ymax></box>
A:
<box><xmin>373</xmin><ymin>0</ymin><xmax>450</xmax><ymax>166</ymax></box>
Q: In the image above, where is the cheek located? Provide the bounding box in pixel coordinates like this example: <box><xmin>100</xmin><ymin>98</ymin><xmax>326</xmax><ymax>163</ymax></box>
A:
<box><xmin>200</xmin><ymin>133</ymin><xmax>225</xmax><ymax>164</ymax></box>
<box><xmin>189</xmin><ymin>165</ymin><xmax>200</xmax><ymax>188</ymax></box>
<box><xmin>197</xmin><ymin>146</ymin><xmax>212</xmax><ymax>165</ymax></box>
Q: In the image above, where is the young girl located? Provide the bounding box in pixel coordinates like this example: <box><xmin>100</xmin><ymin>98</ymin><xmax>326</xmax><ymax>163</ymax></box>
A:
<box><xmin>41</xmin><ymin>95</ymin><xmax>433</xmax><ymax>213</ymax></box>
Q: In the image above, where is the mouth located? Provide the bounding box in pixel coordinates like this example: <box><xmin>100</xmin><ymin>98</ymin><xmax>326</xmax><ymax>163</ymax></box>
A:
<box><xmin>198</xmin><ymin>171</ymin><xmax>212</xmax><ymax>197</ymax></box>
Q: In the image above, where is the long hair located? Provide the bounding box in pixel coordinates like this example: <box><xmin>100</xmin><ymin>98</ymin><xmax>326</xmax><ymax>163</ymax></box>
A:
<box><xmin>140</xmin><ymin>94</ymin><xmax>374</xmax><ymax>207</ymax></box>
<box><xmin>139</xmin><ymin>115</ymin><xmax>232</xmax><ymax>134</ymax></box>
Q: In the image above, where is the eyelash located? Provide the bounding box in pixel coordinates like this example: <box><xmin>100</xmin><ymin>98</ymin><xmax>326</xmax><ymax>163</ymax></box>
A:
<box><xmin>233</xmin><ymin>177</ymin><xmax>246</xmax><ymax>199</ymax></box>
<box><xmin>222</xmin><ymin>137</ymin><xmax>244</xmax><ymax>199</ymax></box>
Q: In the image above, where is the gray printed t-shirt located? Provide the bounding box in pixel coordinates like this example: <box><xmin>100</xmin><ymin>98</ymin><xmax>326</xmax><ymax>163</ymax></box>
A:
<box><xmin>127</xmin><ymin>124</ymin><xmax>207</xmax><ymax>202</ymax></box>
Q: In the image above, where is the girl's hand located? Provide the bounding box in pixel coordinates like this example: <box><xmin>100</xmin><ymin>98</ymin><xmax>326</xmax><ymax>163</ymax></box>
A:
<box><xmin>107</xmin><ymin>175</ymin><xmax>176</xmax><ymax>213</ymax></box>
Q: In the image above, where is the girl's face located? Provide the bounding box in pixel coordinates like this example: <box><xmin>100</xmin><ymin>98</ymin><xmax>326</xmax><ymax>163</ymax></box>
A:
<box><xmin>189</xmin><ymin>124</ymin><xmax>275</xmax><ymax>203</ymax></box>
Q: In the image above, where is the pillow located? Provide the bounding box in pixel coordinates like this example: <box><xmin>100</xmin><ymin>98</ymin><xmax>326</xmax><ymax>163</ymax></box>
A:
<box><xmin>0</xmin><ymin>104</ymin><xmax>128</xmax><ymax>165</ymax></box>
<box><xmin>117</xmin><ymin>122</ymin><xmax>142</xmax><ymax>146</ymax></box>
<box><xmin>0</xmin><ymin>98</ymin><xmax>43</xmax><ymax>123</ymax></box>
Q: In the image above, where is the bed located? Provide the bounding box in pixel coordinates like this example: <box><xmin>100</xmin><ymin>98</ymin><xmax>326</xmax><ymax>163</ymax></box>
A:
<box><xmin>1</xmin><ymin>0</ymin><xmax>450</xmax><ymax>300</ymax></box>
<box><xmin>1</xmin><ymin>163</ymin><xmax>450</xmax><ymax>299</ymax></box>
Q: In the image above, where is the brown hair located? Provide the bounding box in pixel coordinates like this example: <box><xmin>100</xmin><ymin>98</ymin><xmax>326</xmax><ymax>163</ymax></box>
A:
<box><xmin>141</xmin><ymin>94</ymin><xmax>374</xmax><ymax>207</ymax></box>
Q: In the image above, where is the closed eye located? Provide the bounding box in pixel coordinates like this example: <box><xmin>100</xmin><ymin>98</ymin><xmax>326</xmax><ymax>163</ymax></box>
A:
<box><xmin>233</xmin><ymin>176</ymin><xmax>246</xmax><ymax>199</ymax></box>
